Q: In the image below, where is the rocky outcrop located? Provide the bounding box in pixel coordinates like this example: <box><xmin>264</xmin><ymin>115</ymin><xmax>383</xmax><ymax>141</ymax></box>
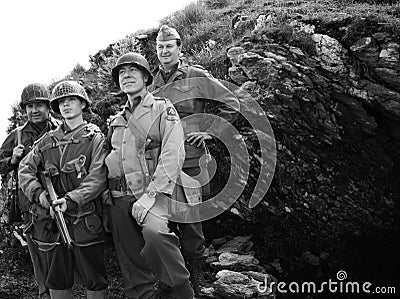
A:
<box><xmin>223</xmin><ymin>13</ymin><xmax>399</xmax><ymax>287</ymax></box>
<box><xmin>200</xmin><ymin>236</ymin><xmax>276</xmax><ymax>298</ymax></box>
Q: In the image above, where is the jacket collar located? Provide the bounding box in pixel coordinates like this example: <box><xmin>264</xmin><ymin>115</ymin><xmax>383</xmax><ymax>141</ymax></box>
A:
<box><xmin>153</xmin><ymin>59</ymin><xmax>189</xmax><ymax>88</ymax></box>
<box><xmin>122</xmin><ymin>92</ymin><xmax>155</xmax><ymax>120</ymax></box>
<box><xmin>22</xmin><ymin>118</ymin><xmax>59</xmax><ymax>134</ymax></box>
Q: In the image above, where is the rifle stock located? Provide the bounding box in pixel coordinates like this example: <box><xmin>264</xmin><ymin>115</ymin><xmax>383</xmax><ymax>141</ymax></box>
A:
<box><xmin>43</xmin><ymin>171</ymin><xmax>73</xmax><ymax>249</ymax></box>
<box><xmin>8</xmin><ymin>127</ymin><xmax>23</xmax><ymax>225</ymax></box>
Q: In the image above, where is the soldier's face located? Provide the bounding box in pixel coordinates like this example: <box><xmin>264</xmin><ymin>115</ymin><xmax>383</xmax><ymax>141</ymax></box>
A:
<box><xmin>58</xmin><ymin>96</ymin><xmax>85</xmax><ymax>120</ymax></box>
<box><xmin>156</xmin><ymin>40</ymin><xmax>181</xmax><ymax>68</ymax></box>
<box><xmin>118</xmin><ymin>65</ymin><xmax>147</xmax><ymax>96</ymax></box>
<box><xmin>26</xmin><ymin>102</ymin><xmax>49</xmax><ymax>123</ymax></box>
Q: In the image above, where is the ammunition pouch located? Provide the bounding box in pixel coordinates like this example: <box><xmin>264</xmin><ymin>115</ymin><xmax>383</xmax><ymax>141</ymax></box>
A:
<box><xmin>25</xmin><ymin>200</ymin><xmax>104</xmax><ymax>250</ymax></box>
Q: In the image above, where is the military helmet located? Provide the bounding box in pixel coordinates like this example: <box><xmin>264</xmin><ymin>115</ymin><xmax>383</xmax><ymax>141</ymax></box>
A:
<box><xmin>156</xmin><ymin>25</ymin><xmax>181</xmax><ymax>42</ymax></box>
<box><xmin>50</xmin><ymin>80</ymin><xmax>91</xmax><ymax>114</ymax></box>
<box><xmin>111</xmin><ymin>52</ymin><xmax>153</xmax><ymax>87</ymax></box>
<box><xmin>20</xmin><ymin>83</ymin><xmax>50</xmax><ymax>109</ymax></box>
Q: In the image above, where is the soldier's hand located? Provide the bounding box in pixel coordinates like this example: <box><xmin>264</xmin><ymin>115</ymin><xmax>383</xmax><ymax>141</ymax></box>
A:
<box><xmin>131</xmin><ymin>193</ymin><xmax>156</xmax><ymax>225</ymax></box>
<box><xmin>38</xmin><ymin>191</ymin><xmax>51</xmax><ymax>209</ymax></box>
<box><xmin>186</xmin><ymin>132</ymin><xmax>212</xmax><ymax>147</ymax></box>
<box><xmin>52</xmin><ymin>197</ymin><xmax>67</xmax><ymax>213</ymax></box>
<box><xmin>11</xmin><ymin>144</ymin><xmax>25</xmax><ymax>164</ymax></box>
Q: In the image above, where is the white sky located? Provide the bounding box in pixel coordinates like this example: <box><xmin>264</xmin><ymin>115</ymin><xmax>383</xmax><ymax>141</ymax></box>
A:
<box><xmin>0</xmin><ymin>0</ymin><xmax>196</xmax><ymax>141</ymax></box>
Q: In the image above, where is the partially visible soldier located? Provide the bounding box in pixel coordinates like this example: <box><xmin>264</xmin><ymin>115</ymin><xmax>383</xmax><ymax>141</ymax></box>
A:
<box><xmin>0</xmin><ymin>83</ymin><xmax>60</xmax><ymax>299</ymax></box>
<box><xmin>149</xmin><ymin>25</ymin><xmax>239</xmax><ymax>295</ymax></box>
<box><xmin>19</xmin><ymin>80</ymin><xmax>108</xmax><ymax>299</ymax></box>
<box><xmin>105</xmin><ymin>52</ymin><xmax>195</xmax><ymax>299</ymax></box>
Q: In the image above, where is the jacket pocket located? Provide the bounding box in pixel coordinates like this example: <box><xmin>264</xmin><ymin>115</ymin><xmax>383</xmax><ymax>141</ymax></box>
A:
<box><xmin>125</xmin><ymin>171</ymin><xmax>145</xmax><ymax>195</ymax></box>
<box><xmin>61</xmin><ymin>154</ymin><xmax>87</xmax><ymax>180</ymax></box>
<box><xmin>72</xmin><ymin>212</ymin><xmax>104</xmax><ymax>246</ymax></box>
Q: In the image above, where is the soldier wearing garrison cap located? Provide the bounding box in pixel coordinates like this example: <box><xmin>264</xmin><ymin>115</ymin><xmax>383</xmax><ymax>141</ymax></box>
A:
<box><xmin>157</xmin><ymin>24</ymin><xmax>181</xmax><ymax>41</ymax></box>
<box><xmin>150</xmin><ymin>25</ymin><xmax>240</xmax><ymax>295</ymax></box>
<box><xmin>0</xmin><ymin>83</ymin><xmax>60</xmax><ymax>299</ymax></box>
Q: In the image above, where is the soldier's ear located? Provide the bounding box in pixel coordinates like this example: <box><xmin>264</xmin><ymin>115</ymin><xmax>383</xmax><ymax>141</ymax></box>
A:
<box><xmin>81</xmin><ymin>101</ymin><xmax>87</xmax><ymax>110</ymax></box>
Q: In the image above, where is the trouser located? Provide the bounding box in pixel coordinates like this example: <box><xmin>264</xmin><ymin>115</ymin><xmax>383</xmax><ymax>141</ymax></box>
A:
<box><xmin>45</xmin><ymin>243</ymin><xmax>107</xmax><ymax>291</ymax></box>
<box><xmin>24</xmin><ymin>211</ymin><xmax>49</xmax><ymax>296</ymax></box>
<box><xmin>174</xmin><ymin>166</ymin><xmax>208</xmax><ymax>260</ymax></box>
<box><xmin>108</xmin><ymin>195</ymin><xmax>194</xmax><ymax>299</ymax></box>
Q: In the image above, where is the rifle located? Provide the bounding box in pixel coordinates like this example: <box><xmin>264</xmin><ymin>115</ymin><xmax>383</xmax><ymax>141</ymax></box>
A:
<box><xmin>8</xmin><ymin>127</ymin><xmax>23</xmax><ymax>225</ymax></box>
<box><xmin>42</xmin><ymin>170</ymin><xmax>73</xmax><ymax>249</ymax></box>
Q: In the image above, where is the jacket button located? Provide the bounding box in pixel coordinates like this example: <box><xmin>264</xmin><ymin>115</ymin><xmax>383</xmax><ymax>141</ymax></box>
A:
<box><xmin>128</xmin><ymin>181</ymin><xmax>132</xmax><ymax>185</ymax></box>
<box><xmin>138</xmin><ymin>150</ymin><xmax>144</xmax><ymax>155</ymax></box>
<box><xmin>137</xmin><ymin>179</ymin><xmax>142</xmax><ymax>184</ymax></box>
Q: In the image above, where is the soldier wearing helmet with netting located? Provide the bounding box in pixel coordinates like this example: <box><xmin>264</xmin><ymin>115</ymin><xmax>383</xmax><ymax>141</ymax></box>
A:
<box><xmin>19</xmin><ymin>80</ymin><xmax>108</xmax><ymax>299</ymax></box>
<box><xmin>0</xmin><ymin>83</ymin><xmax>60</xmax><ymax>299</ymax></box>
<box><xmin>104</xmin><ymin>52</ymin><xmax>196</xmax><ymax>298</ymax></box>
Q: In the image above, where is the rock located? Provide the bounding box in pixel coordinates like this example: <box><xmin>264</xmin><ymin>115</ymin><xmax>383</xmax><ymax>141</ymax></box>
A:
<box><xmin>357</xmin><ymin>80</ymin><xmax>400</xmax><ymax>119</ymax></box>
<box><xmin>372</xmin><ymin>32</ymin><xmax>390</xmax><ymax>42</ymax></box>
<box><xmin>350</xmin><ymin>37</ymin><xmax>380</xmax><ymax>63</ymax></box>
<box><xmin>303</xmin><ymin>251</ymin><xmax>320</xmax><ymax>266</ymax></box>
<box><xmin>254</xmin><ymin>14</ymin><xmax>267</xmax><ymax>31</ymax></box>
<box><xmin>238</xmin><ymin>53</ymin><xmax>279</xmax><ymax>85</ymax></box>
<box><xmin>378</xmin><ymin>42</ymin><xmax>400</xmax><ymax>69</ymax></box>
<box><xmin>333</xmin><ymin>92</ymin><xmax>377</xmax><ymax>135</ymax></box>
<box><xmin>244</xmin><ymin>271</ymin><xmax>277</xmax><ymax>283</ymax></box>
<box><xmin>212</xmin><ymin>252</ymin><xmax>261</xmax><ymax>271</ymax></box>
<box><xmin>215</xmin><ymin>269</ymin><xmax>251</xmax><ymax>283</ymax></box>
<box><xmin>312</xmin><ymin>34</ymin><xmax>347</xmax><ymax>74</ymax></box>
<box><xmin>212</xmin><ymin>236</ymin><xmax>229</xmax><ymax>246</ymax></box>
<box><xmin>374</xmin><ymin>68</ymin><xmax>400</xmax><ymax>92</ymax></box>
<box><xmin>216</xmin><ymin>235</ymin><xmax>253</xmax><ymax>253</ymax></box>
<box><xmin>290</xmin><ymin>20</ymin><xmax>315</xmax><ymax>34</ymax></box>
<box><xmin>254</xmin><ymin>13</ymin><xmax>278</xmax><ymax>32</ymax></box>
<box><xmin>200</xmin><ymin>286</ymin><xmax>216</xmax><ymax>297</ymax></box>
<box><xmin>231</xmin><ymin>15</ymin><xmax>254</xmax><ymax>37</ymax></box>
<box><xmin>226</xmin><ymin>47</ymin><xmax>245</xmax><ymax>66</ymax></box>
<box><xmin>213</xmin><ymin>270</ymin><xmax>275</xmax><ymax>298</ymax></box>
<box><xmin>228</xmin><ymin>66</ymin><xmax>248</xmax><ymax>85</ymax></box>
<box><xmin>263</xmin><ymin>51</ymin><xmax>287</xmax><ymax>62</ymax></box>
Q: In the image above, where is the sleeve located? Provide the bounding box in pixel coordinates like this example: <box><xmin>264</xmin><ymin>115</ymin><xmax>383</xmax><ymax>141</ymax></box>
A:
<box><xmin>18</xmin><ymin>144</ymin><xmax>46</xmax><ymax>203</ymax></box>
<box><xmin>64</xmin><ymin>133</ymin><xmax>108</xmax><ymax>208</ymax></box>
<box><xmin>146</xmin><ymin>102</ymin><xmax>185</xmax><ymax>195</ymax></box>
<box><xmin>0</xmin><ymin>130</ymin><xmax>17</xmax><ymax>174</ymax></box>
<box><xmin>189</xmin><ymin>67</ymin><xmax>240</xmax><ymax>136</ymax></box>
<box><xmin>201</xmin><ymin>76</ymin><xmax>239</xmax><ymax>136</ymax></box>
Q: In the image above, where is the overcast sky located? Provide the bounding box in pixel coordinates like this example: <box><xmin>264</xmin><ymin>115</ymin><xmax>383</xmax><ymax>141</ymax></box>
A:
<box><xmin>0</xmin><ymin>0</ymin><xmax>196</xmax><ymax>141</ymax></box>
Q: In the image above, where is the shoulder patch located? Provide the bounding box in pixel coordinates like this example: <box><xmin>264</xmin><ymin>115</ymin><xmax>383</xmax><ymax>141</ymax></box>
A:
<box><xmin>166</xmin><ymin>105</ymin><xmax>179</xmax><ymax>121</ymax></box>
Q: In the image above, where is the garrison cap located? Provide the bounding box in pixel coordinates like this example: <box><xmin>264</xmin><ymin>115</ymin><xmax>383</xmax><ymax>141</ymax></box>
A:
<box><xmin>156</xmin><ymin>25</ymin><xmax>181</xmax><ymax>41</ymax></box>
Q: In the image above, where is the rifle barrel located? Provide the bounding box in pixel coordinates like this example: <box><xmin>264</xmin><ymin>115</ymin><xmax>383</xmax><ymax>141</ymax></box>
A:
<box><xmin>43</xmin><ymin>171</ymin><xmax>73</xmax><ymax>249</ymax></box>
